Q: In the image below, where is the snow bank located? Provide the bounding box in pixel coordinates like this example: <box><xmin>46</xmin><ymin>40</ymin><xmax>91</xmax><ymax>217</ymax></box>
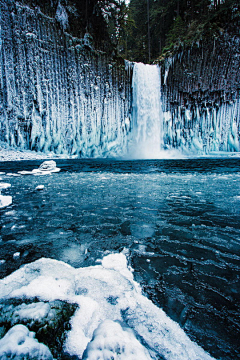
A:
<box><xmin>0</xmin><ymin>142</ymin><xmax>63</xmax><ymax>162</ymax></box>
<box><xmin>0</xmin><ymin>253</ymin><xmax>215</xmax><ymax>360</ymax></box>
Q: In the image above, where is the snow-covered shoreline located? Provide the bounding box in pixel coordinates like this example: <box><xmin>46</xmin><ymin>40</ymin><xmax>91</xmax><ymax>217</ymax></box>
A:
<box><xmin>1</xmin><ymin>145</ymin><xmax>240</xmax><ymax>162</ymax></box>
<box><xmin>0</xmin><ymin>147</ymin><xmax>69</xmax><ymax>162</ymax></box>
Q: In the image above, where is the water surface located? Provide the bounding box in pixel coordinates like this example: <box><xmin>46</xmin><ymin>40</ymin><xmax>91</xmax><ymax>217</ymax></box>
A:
<box><xmin>0</xmin><ymin>158</ymin><xmax>239</xmax><ymax>359</ymax></box>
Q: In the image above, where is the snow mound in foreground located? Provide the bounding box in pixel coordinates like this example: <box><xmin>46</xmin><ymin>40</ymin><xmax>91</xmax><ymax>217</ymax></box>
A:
<box><xmin>0</xmin><ymin>253</ymin><xmax>215</xmax><ymax>360</ymax></box>
<box><xmin>0</xmin><ymin>324</ymin><xmax>53</xmax><ymax>359</ymax></box>
<box><xmin>82</xmin><ymin>319</ymin><xmax>152</xmax><ymax>360</ymax></box>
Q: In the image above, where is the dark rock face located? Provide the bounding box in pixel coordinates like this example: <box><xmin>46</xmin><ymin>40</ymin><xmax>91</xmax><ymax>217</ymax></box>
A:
<box><xmin>161</xmin><ymin>36</ymin><xmax>240</xmax><ymax>153</ymax></box>
<box><xmin>0</xmin><ymin>0</ymin><xmax>131</xmax><ymax>157</ymax></box>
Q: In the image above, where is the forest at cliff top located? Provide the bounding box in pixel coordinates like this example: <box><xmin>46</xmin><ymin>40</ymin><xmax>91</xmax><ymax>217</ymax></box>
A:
<box><xmin>19</xmin><ymin>0</ymin><xmax>240</xmax><ymax>62</ymax></box>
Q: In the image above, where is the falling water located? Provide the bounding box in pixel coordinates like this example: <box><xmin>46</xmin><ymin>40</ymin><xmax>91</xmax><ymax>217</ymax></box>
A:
<box><xmin>130</xmin><ymin>63</ymin><xmax>163</xmax><ymax>158</ymax></box>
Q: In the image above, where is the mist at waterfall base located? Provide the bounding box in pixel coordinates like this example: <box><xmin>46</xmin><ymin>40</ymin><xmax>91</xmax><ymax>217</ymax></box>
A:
<box><xmin>0</xmin><ymin>158</ymin><xmax>240</xmax><ymax>360</ymax></box>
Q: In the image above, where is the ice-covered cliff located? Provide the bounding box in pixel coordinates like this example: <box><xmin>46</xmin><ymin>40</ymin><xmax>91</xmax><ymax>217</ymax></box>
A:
<box><xmin>0</xmin><ymin>0</ymin><xmax>239</xmax><ymax>158</ymax></box>
<box><xmin>160</xmin><ymin>37</ymin><xmax>240</xmax><ymax>154</ymax></box>
<box><xmin>0</xmin><ymin>0</ymin><xmax>131</xmax><ymax>157</ymax></box>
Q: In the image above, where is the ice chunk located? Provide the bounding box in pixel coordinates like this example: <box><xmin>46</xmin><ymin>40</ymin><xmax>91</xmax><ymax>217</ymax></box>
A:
<box><xmin>38</xmin><ymin>161</ymin><xmax>58</xmax><ymax>172</ymax></box>
<box><xmin>82</xmin><ymin>319</ymin><xmax>152</xmax><ymax>360</ymax></box>
<box><xmin>0</xmin><ymin>182</ymin><xmax>11</xmax><ymax>190</ymax></box>
<box><xmin>13</xmin><ymin>252</ymin><xmax>20</xmax><ymax>259</ymax></box>
<box><xmin>6</xmin><ymin>173</ymin><xmax>21</xmax><ymax>176</ymax></box>
<box><xmin>0</xmin><ymin>195</ymin><xmax>12</xmax><ymax>208</ymax></box>
<box><xmin>18</xmin><ymin>170</ymin><xmax>35</xmax><ymax>175</ymax></box>
<box><xmin>0</xmin><ymin>324</ymin><xmax>53</xmax><ymax>359</ymax></box>
<box><xmin>35</xmin><ymin>185</ymin><xmax>45</xmax><ymax>190</ymax></box>
<box><xmin>18</xmin><ymin>161</ymin><xmax>60</xmax><ymax>176</ymax></box>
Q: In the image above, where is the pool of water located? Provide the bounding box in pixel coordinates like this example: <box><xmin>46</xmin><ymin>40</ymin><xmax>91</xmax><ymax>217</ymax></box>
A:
<box><xmin>0</xmin><ymin>158</ymin><xmax>240</xmax><ymax>359</ymax></box>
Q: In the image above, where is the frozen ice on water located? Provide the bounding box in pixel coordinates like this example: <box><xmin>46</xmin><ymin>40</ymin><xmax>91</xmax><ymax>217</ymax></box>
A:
<box><xmin>0</xmin><ymin>324</ymin><xmax>53</xmax><ymax>360</ymax></box>
<box><xmin>13</xmin><ymin>252</ymin><xmax>20</xmax><ymax>259</ymax></box>
<box><xmin>18</xmin><ymin>161</ymin><xmax>61</xmax><ymax>176</ymax></box>
<box><xmin>18</xmin><ymin>170</ymin><xmax>34</xmax><ymax>175</ymax></box>
<box><xmin>0</xmin><ymin>183</ymin><xmax>11</xmax><ymax>190</ymax></box>
<box><xmin>0</xmin><ymin>182</ymin><xmax>12</xmax><ymax>208</ymax></box>
<box><xmin>61</xmin><ymin>243</ymin><xmax>87</xmax><ymax>266</ymax></box>
<box><xmin>0</xmin><ymin>195</ymin><xmax>12</xmax><ymax>208</ymax></box>
<box><xmin>35</xmin><ymin>185</ymin><xmax>45</xmax><ymax>190</ymax></box>
<box><xmin>32</xmin><ymin>160</ymin><xmax>61</xmax><ymax>175</ymax></box>
<box><xmin>0</xmin><ymin>253</ymin><xmax>215</xmax><ymax>360</ymax></box>
<box><xmin>38</xmin><ymin>161</ymin><xmax>59</xmax><ymax>172</ymax></box>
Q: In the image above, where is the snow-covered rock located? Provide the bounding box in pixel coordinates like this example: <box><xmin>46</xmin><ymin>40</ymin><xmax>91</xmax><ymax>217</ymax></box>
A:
<box><xmin>38</xmin><ymin>161</ymin><xmax>59</xmax><ymax>172</ymax></box>
<box><xmin>0</xmin><ymin>253</ymin><xmax>215</xmax><ymax>360</ymax></box>
<box><xmin>0</xmin><ymin>324</ymin><xmax>53</xmax><ymax>360</ymax></box>
<box><xmin>18</xmin><ymin>161</ymin><xmax>61</xmax><ymax>176</ymax></box>
<box><xmin>82</xmin><ymin>319</ymin><xmax>152</xmax><ymax>360</ymax></box>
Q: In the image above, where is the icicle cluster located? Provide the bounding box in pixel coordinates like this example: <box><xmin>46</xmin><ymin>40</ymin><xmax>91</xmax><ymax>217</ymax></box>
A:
<box><xmin>160</xmin><ymin>39</ymin><xmax>240</xmax><ymax>154</ymax></box>
<box><xmin>0</xmin><ymin>1</ymin><xmax>131</xmax><ymax>157</ymax></box>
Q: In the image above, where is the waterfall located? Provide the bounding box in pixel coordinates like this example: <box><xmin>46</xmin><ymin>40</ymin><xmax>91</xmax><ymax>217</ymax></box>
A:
<box><xmin>0</xmin><ymin>0</ymin><xmax>239</xmax><ymax>159</ymax></box>
<box><xmin>130</xmin><ymin>63</ymin><xmax>163</xmax><ymax>158</ymax></box>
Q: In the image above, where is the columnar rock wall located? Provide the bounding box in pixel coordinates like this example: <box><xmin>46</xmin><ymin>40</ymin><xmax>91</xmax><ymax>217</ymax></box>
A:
<box><xmin>161</xmin><ymin>36</ymin><xmax>240</xmax><ymax>153</ymax></box>
<box><xmin>0</xmin><ymin>0</ymin><xmax>131</xmax><ymax>157</ymax></box>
